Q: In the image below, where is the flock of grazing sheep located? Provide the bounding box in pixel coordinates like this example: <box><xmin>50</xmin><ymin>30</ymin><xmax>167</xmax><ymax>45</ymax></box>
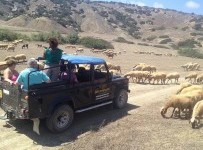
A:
<box><xmin>133</xmin><ymin>50</ymin><xmax>177</xmax><ymax>57</ymax></box>
<box><xmin>0</xmin><ymin>39</ymin><xmax>24</xmax><ymax>52</ymax></box>
<box><xmin>161</xmin><ymin>83</ymin><xmax>203</xmax><ymax>129</ymax></box>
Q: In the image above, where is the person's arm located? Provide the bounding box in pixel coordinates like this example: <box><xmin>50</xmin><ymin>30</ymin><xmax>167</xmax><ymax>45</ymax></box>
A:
<box><xmin>3</xmin><ymin>69</ymin><xmax>13</xmax><ymax>84</ymax></box>
<box><xmin>42</xmin><ymin>72</ymin><xmax>51</xmax><ymax>83</ymax></box>
<box><xmin>15</xmin><ymin>74</ymin><xmax>23</xmax><ymax>86</ymax></box>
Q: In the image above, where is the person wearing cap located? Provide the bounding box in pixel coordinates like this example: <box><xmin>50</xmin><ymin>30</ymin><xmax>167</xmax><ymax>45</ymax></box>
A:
<box><xmin>3</xmin><ymin>59</ymin><xmax>19</xmax><ymax>84</ymax></box>
<box><xmin>42</xmin><ymin>38</ymin><xmax>63</xmax><ymax>81</ymax></box>
<box><xmin>15</xmin><ymin>58</ymin><xmax>51</xmax><ymax>91</ymax></box>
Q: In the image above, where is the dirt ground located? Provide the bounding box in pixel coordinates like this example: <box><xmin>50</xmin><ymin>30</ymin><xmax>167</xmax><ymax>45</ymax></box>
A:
<box><xmin>0</xmin><ymin>42</ymin><xmax>203</xmax><ymax>150</ymax></box>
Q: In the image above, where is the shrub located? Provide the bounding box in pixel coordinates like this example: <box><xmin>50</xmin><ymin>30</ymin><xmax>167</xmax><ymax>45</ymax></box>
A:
<box><xmin>79</xmin><ymin>37</ymin><xmax>114</xmax><ymax>49</ymax></box>
<box><xmin>137</xmin><ymin>43</ymin><xmax>149</xmax><ymax>46</ymax></box>
<box><xmin>190</xmin><ymin>32</ymin><xmax>197</xmax><ymax>36</ymax></box>
<box><xmin>170</xmin><ymin>43</ymin><xmax>179</xmax><ymax>50</ymax></box>
<box><xmin>153</xmin><ymin>45</ymin><xmax>169</xmax><ymax>49</ymax></box>
<box><xmin>31</xmin><ymin>31</ymin><xmax>67</xmax><ymax>43</ymax></box>
<box><xmin>178</xmin><ymin>48</ymin><xmax>203</xmax><ymax>58</ymax></box>
<box><xmin>159</xmin><ymin>35</ymin><xmax>169</xmax><ymax>38</ymax></box>
<box><xmin>146</xmin><ymin>35</ymin><xmax>157</xmax><ymax>41</ymax></box>
<box><xmin>197</xmin><ymin>37</ymin><xmax>203</xmax><ymax>41</ymax></box>
<box><xmin>114</xmin><ymin>37</ymin><xmax>134</xmax><ymax>44</ymax></box>
<box><xmin>159</xmin><ymin>38</ymin><xmax>172</xmax><ymax>44</ymax></box>
<box><xmin>0</xmin><ymin>29</ymin><xmax>30</xmax><ymax>41</ymax></box>
<box><xmin>66</xmin><ymin>34</ymin><xmax>79</xmax><ymax>44</ymax></box>
<box><xmin>177</xmin><ymin>39</ymin><xmax>201</xmax><ymax>49</ymax></box>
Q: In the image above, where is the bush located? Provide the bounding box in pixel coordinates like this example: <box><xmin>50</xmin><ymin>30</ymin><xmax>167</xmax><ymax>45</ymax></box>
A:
<box><xmin>66</xmin><ymin>34</ymin><xmax>79</xmax><ymax>44</ymax></box>
<box><xmin>159</xmin><ymin>38</ymin><xmax>172</xmax><ymax>44</ymax></box>
<box><xmin>177</xmin><ymin>39</ymin><xmax>201</xmax><ymax>49</ymax></box>
<box><xmin>153</xmin><ymin>45</ymin><xmax>169</xmax><ymax>49</ymax></box>
<box><xmin>159</xmin><ymin>35</ymin><xmax>169</xmax><ymax>38</ymax></box>
<box><xmin>31</xmin><ymin>31</ymin><xmax>67</xmax><ymax>43</ymax></box>
<box><xmin>137</xmin><ymin>43</ymin><xmax>149</xmax><ymax>46</ymax></box>
<box><xmin>0</xmin><ymin>29</ymin><xmax>30</xmax><ymax>41</ymax></box>
<box><xmin>79</xmin><ymin>37</ymin><xmax>114</xmax><ymax>49</ymax></box>
<box><xmin>178</xmin><ymin>48</ymin><xmax>203</xmax><ymax>58</ymax></box>
<box><xmin>197</xmin><ymin>37</ymin><xmax>203</xmax><ymax>41</ymax></box>
<box><xmin>170</xmin><ymin>43</ymin><xmax>179</xmax><ymax>50</ymax></box>
<box><xmin>146</xmin><ymin>35</ymin><xmax>157</xmax><ymax>41</ymax></box>
<box><xmin>114</xmin><ymin>37</ymin><xmax>134</xmax><ymax>44</ymax></box>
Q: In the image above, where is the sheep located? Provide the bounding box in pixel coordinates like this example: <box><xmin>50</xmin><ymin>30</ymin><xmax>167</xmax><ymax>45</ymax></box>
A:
<box><xmin>148</xmin><ymin>72</ymin><xmax>166</xmax><ymax>84</ymax></box>
<box><xmin>160</xmin><ymin>95</ymin><xmax>194</xmax><ymax>118</ymax></box>
<box><xmin>4</xmin><ymin>56</ymin><xmax>16</xmax><ymax>61</ymax></box>
<box><xmin>15</xmin><ymin>54</ymin><xmax>26</xmax><ymax>62</ymax></box>
<box><xmin>182</xmin><ymin>62</ymin><xmax>200</xmax><ymax>71</ymax></box>
<box><xmin>124</xmin><ymin>71</ymin><xmax>150</xmax><ymax>83</ymax></box>
<box><xmin>100</xmin><ymin>63</ymin><xmax>121</xmax><ymax>73</ymax></box>
<box><xmin>7</xmin><ymin>45</ymin><xmax>15</xmax><ymax>51</ymax></box>
<box><xmin>166</xmin><ymin>72</ymin><xmax>180</xmax><ymax>84</ymax></box>
<box><xmin>185</xmin><ymin>72</ymin><xmax>197</xmax><ymax>83</ymax></box>
<box><xmin>0</xmin><ymin>44</ymin><xmax>8</xmax><ymax>50</ymax></box>
<box><xmin>196</xmin><ymin>73</ymin><xmax>203</xmax><ymax>84</ymax></box>
<box><xmin>76</xmin><ymin>48</ymin><xmax>84</xmax><ymax>53</ymax></box>
<box><xmin>189</xmin><ymin>100</ymin><xmax>203</xmax><ymax>128</ymax></box>
<box><xmin>109</xmin><ymin>65</ymin><xmax>121</xmax><ymax>73</ymax></box>
<box><xmin>150</xmin><ymin>66</ymin><xmax>157</xmax><ymax>73</ymax></box>
<box><xmin>175</xmin><ymin>82</ymin><xmax>193</xmax><ymax>94</ymax></box>
<box><xmin>109</xmin><ymin>69</ymin><xmax>121</xmax><ymax>76</ymax></box>
<box><xmin>178</xmin><ymin>85</ymin><xmax>203</xmax><ymax>95</ymax></box>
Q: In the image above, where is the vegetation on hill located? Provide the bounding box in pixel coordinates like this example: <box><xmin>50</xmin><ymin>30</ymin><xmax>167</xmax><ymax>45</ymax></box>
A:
<box><xmin>113</xmin><ymin>37</ymin><xmax>134</xmax><ymax>44</ymax></box>
<box><xmin>80</xmin><ymin>37</ymin><xmax>114</xmax><ymax>49</ymax></box>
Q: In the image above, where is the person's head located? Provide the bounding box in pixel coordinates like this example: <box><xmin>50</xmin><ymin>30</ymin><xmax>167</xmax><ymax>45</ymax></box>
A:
<box><xmin>27</xmin><ymin>58</ymin><xmax>38</xmax><ymax>69</ymax></box>
<box><xmin>48</xmin><ymin>37</ymin><xmax>59</xmax><ymax>49</ymax></box>
<box><xmin>6</xmin><ymin>59</ymin><xmax>17</xmax><ymax>70</ymax></box>
<box><xmin>70</xmin><ymin>64</ymin><xmax>76</xmax><ymax>72</ymax></box>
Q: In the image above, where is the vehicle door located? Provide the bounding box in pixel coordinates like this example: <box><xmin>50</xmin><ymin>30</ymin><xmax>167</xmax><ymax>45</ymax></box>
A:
<box><xmin>71</xmin><ymin>63</ymin><xmax>94</xmax><ymax>108</ymax></box>
<box><xmin>92</xmin><ymin>63</ymin><xmax>113</xmax><ymax>103</ymax></box>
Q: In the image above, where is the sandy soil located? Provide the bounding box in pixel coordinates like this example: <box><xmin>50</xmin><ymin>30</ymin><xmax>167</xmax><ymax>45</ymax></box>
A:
<box><xmin>0</xmin><ymin>41</ymin><xmax>203</xmax><ymax>150</ymax></box>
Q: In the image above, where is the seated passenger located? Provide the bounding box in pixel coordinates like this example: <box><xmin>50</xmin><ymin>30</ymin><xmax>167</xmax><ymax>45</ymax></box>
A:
<box><xmin>4</xmin><ymin>59</ymin><xmax>19</xmax><ymax>84</ymax></box>
<box><xmin>15</xmin><ymin>58</ymin><xmax>51</xmax><ymax>91</ymax></box>
<box><xmin>59</xmin><ymin>64</ymin><xmax>78</xmax><ymax>84</ymax></box>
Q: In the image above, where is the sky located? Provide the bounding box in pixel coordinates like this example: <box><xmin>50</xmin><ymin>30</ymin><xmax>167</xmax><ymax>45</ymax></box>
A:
<box><xmin>91</xmin><ymin>0</ymin><xmax>203</xmax><ymax>15</ymax></box>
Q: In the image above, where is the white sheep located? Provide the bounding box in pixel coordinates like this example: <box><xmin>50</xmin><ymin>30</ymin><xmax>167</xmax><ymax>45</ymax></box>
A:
<box><xmin>15</xmin><ymin>54</ymin><xmax>26</xmax><ymax>62</ymax></box>
<box><xmin>4</xmin><ymin>56</ymin><xmax>16</xmax><ymax>61</ymax></box>
<box><xmin>196</xmin><ymin>73</ymin><xmax>203</xmax><ymax>84</ymax></box>
<box><xmin>160</xmin><ymin>95</ymin><xmax>194</xmax><ymax>118</ymax></box>
<box><xmin>166</xmin><ymin>72</ymin><xmax>180</xmax><ymax>84</ymax></box>
<box><xmin>189</xmin><ymin>100</ymin><xmax>203</xmax><ymax>128</ymax></box>
<box><xmin>7</xmin><ymin>45</ymin><xmax>15</xmax><ymax>51</ymax></box>
<box><xmin>185</xmin><ymin>72</ymin><xmax>197</xmax><ymax>83</ymax></box>
<box><xmin>148</xmin><ymin>72</ymin><xmax>166</xmax><ymax>84</ymax></box>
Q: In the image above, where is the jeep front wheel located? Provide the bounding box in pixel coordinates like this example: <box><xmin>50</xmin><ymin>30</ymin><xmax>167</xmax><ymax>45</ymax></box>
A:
<box><xmin>46</xmin><ymin>105</ymin><xmax>74</xmax><ymax>133</ymax></box>
<box><xmin>114</xmin><ymin>89</ymin><xmax>128</xmax><ymax>109</ymax></box>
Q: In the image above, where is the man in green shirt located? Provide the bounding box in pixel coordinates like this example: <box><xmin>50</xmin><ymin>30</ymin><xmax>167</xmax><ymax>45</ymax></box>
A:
<box><xmin>42</xmin><ymin>38</ymin><xmax>63</xmax><ymax>81</ymax></box>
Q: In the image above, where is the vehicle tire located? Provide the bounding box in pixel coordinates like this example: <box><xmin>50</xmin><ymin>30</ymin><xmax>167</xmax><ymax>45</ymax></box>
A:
<box><xmin>46</xmin><ymin>105</ymin><xmax>74</xmax><ymax>133</ymax></box>
<box><xmin>114</xmin><ymin>89</ymin><xmax>128</xmax><ymax>109</ymax></box>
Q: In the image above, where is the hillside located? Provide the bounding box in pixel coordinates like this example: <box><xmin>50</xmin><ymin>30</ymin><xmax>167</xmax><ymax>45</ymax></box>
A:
<box><xmin>0</xmin><ymin>0</ymin><xmax>203</xmax><ymax>48</ymax></box>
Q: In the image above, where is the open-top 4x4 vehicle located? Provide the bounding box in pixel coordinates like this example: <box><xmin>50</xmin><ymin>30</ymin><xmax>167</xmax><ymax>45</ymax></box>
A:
<box><xmin>0</xmin><ymin>54</ymin><xmax>130</xmax><ymax>134</ymax></box>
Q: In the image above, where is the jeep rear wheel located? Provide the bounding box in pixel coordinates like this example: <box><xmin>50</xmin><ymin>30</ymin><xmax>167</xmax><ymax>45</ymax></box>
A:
<box><xmin>46</xmin><ymin>105</ymin><xmax>73</xmax><ymax>133</ymax></box>
<box><xmin>114</xmin><ymin>89</ymin><xmax>128</xmax><ymax>109</ymax></box>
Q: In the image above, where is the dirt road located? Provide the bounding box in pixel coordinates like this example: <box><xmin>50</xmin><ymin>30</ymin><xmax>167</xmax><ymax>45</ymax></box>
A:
<box><xmin>0</xmin><ymin>83</ymin><xmax>203</xmax><ymax>150</ymax></box>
